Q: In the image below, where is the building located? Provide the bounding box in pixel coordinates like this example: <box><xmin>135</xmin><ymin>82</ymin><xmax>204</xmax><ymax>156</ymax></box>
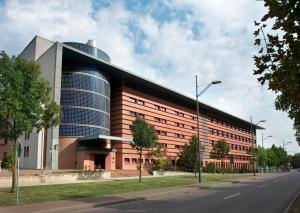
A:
<box><xmin>0</xmin><ymin>36</ymin><xmax>262</xmax><ymax>171</ymax></box>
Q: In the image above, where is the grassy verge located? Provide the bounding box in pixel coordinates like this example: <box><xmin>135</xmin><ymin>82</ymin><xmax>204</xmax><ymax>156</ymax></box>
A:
<box><xmin>0</xmin><ymin>173</ymin><xmax>244</xmax><ymax>207</ymax></box>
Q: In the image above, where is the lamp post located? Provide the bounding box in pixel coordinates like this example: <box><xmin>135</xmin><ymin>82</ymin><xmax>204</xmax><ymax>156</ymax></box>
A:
<box><xmin>195</xmin><ymin>76</ymin><xmax>221</xmax><ymax>183</ymax></box>
<box><xmin>261</xmin><ymin>132</ymin><xmax>272</xmax><ymax>172</ymax></box>
<box><xmin>282</xmin><ymin>140</ymin><xmax>292</xmax><ymax>150</ymax></box>
<box><xmin>250</xmin><ymin>117</ymin><xmax>265</xmax><ymax>176</ymax></box>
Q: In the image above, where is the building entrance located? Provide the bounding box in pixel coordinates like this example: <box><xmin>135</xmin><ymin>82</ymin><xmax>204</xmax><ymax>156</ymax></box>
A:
<box><xmin>94</xmin><ymin>154</ymin><xmax>106</xmax><ymax>169</ymax></box>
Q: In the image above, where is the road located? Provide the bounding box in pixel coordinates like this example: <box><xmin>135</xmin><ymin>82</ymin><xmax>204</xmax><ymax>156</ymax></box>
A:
<box><xmin>77</xmin><ymin>172</ymin><xmax>300</xmax><ymax>213</ymax></box>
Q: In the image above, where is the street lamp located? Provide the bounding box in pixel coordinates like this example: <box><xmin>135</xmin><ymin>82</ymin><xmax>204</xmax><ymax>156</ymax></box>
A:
<box><xmin>261</xmin><ymin>132</ymin><xmax>272</xmax><ymax>173</ymax></box>
<box><xmin>282</xmin><ymin>140</ymin><xmax>292</xmax><ymax>150</ymax></box>
<box><xmin>250</xmin><ymin>117</ymin><xmax>265</xmax><ymax>176</ymax></box>
<box><xmin>195</xmin><ymin>76</ymin><xmax>221</xmax><ymax>183</ymax></box>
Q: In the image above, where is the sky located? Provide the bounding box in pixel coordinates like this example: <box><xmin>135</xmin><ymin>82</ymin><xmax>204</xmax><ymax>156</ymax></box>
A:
<box><xmin>0</xmin><ymin>0</ymin><xmax>298</xmax><ymax>154</ymax></box>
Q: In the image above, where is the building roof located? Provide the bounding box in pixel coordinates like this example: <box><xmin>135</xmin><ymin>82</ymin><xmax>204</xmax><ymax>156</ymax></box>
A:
<box><xmin>58</xmin><ymin>41</ymin><xmax>264</xmax><ymax>130</ymax></box>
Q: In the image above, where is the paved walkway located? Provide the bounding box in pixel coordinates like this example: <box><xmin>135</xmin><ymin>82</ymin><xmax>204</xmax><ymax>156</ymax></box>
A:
<box><xmin>0</xmin><ymin>173</ymin><xmax>286</xmax><ymax>213</ymax></box>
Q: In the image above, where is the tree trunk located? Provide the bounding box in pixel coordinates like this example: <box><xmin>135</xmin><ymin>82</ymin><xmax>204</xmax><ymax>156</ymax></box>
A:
<box><xmin>11</xmin><ymin>138</ymin><xmax>17</xmax><ymax>193</ymax></box>
<box><xmin>139</xmin><ymin>149</ymin><xmax>142</xmax><ymax>183</ymax></box>
<box><xmin>222</xmin><ymin>160</ymin><xmax>224</xmax><ymax>175</ymax></box>
<box><xmin>43</xmin><ymin>128</ymin><xmax>48</xmax><ymax>168</ymax></box>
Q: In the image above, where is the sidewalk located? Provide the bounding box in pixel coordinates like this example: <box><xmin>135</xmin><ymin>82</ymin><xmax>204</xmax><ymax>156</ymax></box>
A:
<box><xmin>0</xmin><ymin>173</ymin><xmax>285</xmax><ymax>213</ymax></box>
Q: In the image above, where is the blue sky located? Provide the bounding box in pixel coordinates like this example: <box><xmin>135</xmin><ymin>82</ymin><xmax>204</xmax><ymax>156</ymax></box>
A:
<box><xmin>0</xmin><ymin>0</ymin><xmax>298</xmax><ymax>153</ymax></box>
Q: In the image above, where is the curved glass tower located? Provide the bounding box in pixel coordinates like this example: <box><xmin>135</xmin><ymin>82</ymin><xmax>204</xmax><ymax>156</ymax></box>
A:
<box><xmin>59</xmin><ymin>41</ymin><xmax>111</xmax><ymax>137</ymax></box>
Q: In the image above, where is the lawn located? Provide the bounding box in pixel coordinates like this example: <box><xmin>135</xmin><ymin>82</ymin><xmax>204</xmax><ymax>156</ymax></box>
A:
<box><xmin>0</xmin><ymin>173</ymin><xmax>244</xmax><ymax>207</ymax></box>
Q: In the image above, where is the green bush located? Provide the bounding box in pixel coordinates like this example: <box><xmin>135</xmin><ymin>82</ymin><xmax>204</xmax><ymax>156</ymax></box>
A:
<box><xmin>203</xmin><ymin>162</ymin><xmax>216</xmax><ymax>173</ymax></box>
<box><xmin>152</xmin><ymin>159</ymin><xmax>174</xmax><ymax>171</ymax></box>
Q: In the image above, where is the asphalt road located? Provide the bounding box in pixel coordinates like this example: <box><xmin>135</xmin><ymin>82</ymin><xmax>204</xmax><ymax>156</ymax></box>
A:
<box><xmin>77</xmin><ymin>172</ymin><xmax>300</xmax><ymax>213</ymax></box>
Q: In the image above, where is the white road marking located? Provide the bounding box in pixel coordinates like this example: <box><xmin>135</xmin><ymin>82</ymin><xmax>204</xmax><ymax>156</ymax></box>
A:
<box><xmin>258</xmin><ymin>184</ymin><xmax>267</xmax><ymax>188</ymax></box>
<box><xmin>224</xmin><ymin>193</ymin><xmax>241</xmax><ymax>200</ymax></box>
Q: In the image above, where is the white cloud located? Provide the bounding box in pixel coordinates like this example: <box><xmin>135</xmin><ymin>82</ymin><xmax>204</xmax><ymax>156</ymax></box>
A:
<box><xmin>0</xmin><ymin>0</ymin><xmax>298</xmax><ymax>153</ymax></box>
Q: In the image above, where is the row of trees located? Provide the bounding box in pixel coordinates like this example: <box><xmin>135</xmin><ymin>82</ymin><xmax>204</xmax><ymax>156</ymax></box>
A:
<box><xmin>0</xmin><ymin>52</ymin><xmax>61</xmax><ymax>192</ymax></box>
<box><xmin>250</xmin><ymin>145</ymin><xmax>289</xmax><ymax>171</ymax></box>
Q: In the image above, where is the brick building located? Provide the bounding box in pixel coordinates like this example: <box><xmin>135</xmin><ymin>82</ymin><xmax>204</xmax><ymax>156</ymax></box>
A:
<box><xmin>0</xmin><ymin>36</ymin><xmax>262</xmax><ymax>171</ymax></box>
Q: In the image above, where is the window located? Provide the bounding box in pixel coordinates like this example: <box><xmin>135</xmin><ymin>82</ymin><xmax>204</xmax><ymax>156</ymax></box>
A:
<box><xmin>132</xmin><ymin>158</ymin><xmax>137</xmax><ymax>164</ymax></box>
<box><xmin>129</xmin><ymin>111</ymin><xmax>137</xmax><ymax>117</ymax></box>
<box><xmin>145</xmin><ymin>159</ymin><xmax>150</xmax><ymax>164</ymax></box>
<box><xmin>124</xmin><ymin>158</ymin><xmax>130</xmax><ymax>164</ymax></box>
<box><xmin>175</xmin><ymin>122</ymin><xmax>184</xmax><ymax>128</ymax></box>
<box><xmin>161</xmin><ymin>131</ymin><xmax>167</xmax><ymax>136</ymax></box>
<box><xmin>191</xmin><ymin>126</ymin><xmax>196</xmax><ymax>130</ymax></box>
<box><xmin>154</xmin><ymin>105</ymin><xmax>160</xmax><ymax>110</ymax></box>
<box><xmin>25</xmin><ymin>132</ymin><xmax>30</xmax><ymax>140</ymax></box>
<box><xmin>174</xmin><ymin>111</ymin><xmax>184</xmax><ymax>117</ymax></box>
<box><xmin>137</xmin><ymin>100</ymin><xmax>144</xmax><ymax>105</ymax></box>
<box><xmin>161</xmin><ymin>119</ymin><xmax>167</xmax><ymax>124</ymax></box>
<box><xmin>128</xmin><ymin>97</ymin><xmax>136</xmax><ymax>103</ymax></box>
<box><xmin>137</xmin><ymin>113</ymin><xmax>145</xmax><ymax>119</ymax></box>
<box><xmin>161</xmin><ymin>107</ymin><xmax>166</xmax><ymax>112</ymax></box>
<box><xmin>176</xmin><ymin>133</ymin><xmax>185</xmax><ymax>138</ymax></box>
<box><xmin>24</xmin><ymin>146</ymin><xmax>29</xmax><ymax>157</ymax></box>
<box><xmin>191</xmin><ymin>116</ymin><xmax>196</xmax><ymax>120</ymax></box>
<box><xmin>154</xmin><ymin>117</ymin><xmax>160</xmax><ymax>122</ymax></box>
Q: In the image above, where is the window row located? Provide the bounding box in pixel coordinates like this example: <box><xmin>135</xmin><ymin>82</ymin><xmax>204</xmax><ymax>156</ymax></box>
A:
<box><xmin>129</xmin><ymin>111</ymin><xmax>145</xmax><ymax>119</ymax></box>
<box><xmin>210</xmin><ymin>140</ymin><xmax>251</xmax><ymax>152</ymax></box>
<box><xmin>209</xmin><ymin>117</ymin><xmax>254</xmax><ymax>135</ymax></box>
<box><xmin>124</xmin><ymin>158</ymin><xmax>152</xmax><ymax>164</ymax></box>
<box><xmin>154</xmin><ymin>117</ymin><xmax>167</xmax><ymax>124</ymax></box>
<box><xmin>210</xmin><ymin>128</ymin><xmax>255</xmax><ymax>143</ymax></box>
<box><xmin>128</xmin><ymin>97</ymin><xmax>145</xmax><ymax>106</ymax></box>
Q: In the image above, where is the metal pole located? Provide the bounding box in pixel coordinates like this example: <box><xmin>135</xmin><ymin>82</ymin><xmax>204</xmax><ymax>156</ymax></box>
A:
<box><xmin>250</xmin><ymin>116</ymin><xmax>255</xmax><ymax>176</ymax></box>
<box><xmin>16</xmin><ymin>141</ymin><xmax>20</xmax><ymax>205</ymax></box>
<box><xmin>196</xmin><ymin>75</ymin><xmax>201</xmax><ymax>183</ymax></box>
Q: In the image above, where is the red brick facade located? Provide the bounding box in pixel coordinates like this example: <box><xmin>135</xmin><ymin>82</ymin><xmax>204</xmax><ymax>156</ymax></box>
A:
<box><xmin>110</xmin><ymin>83</ymin><xmax>256</xmax><ymax>170</ymax></box>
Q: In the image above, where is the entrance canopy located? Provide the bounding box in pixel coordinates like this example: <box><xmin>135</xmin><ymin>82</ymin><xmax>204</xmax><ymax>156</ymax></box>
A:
<box><xmin>78</xmin><ymin>135</ymin><xmax>133</xmax><ymax>143</ymax></box>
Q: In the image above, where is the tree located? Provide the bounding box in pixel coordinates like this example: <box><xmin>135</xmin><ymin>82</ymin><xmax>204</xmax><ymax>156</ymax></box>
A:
<box><xmin>290</xmin><ymin>154</ymin><xmax>300</xmax><ymax>168</ymax></box>
<box><xmin>253</xmin><ymin>0</ymin><xmax>300</xmax><ymax>145</ymax></box>
<box><xmin>177</xmin><ymin>135</ymin><xmax>205</xmax><ymax>172</ymax></box>
<box><xmin>210</xmin><ymin>139</ymin><xmax>230</xmax><ymax>174</ymax></box>
<box><xmin>270</xmin><ymin>145</ymin><xmax>289</xmax><ymax>169</ymax></box>
<box><xmin>151</xmin><ymin>144</ymin><xmax>173</xmax><ymax>171</ymax></box>
<box><xmin>0</xmin><ymin>51</ymin><xmax>60</xmax><ymax>192</ymax></box>
<box><xmin>36</xmin><ymin>101</ymin><xmax>61</xmax><ymax>169</ymax></box>
<box><xmin>248</xmin><ymin>146</ymin><xmax>268</xmax><ymax>172</ymax></box>
<box><xmin>130</xmin><ymin>118</ymin><xmax>157</xmax><ymax>182</ymax></box>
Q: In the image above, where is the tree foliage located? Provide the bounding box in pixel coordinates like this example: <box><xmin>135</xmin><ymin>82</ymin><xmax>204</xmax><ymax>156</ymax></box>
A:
<box><xmin>130</xmin><ymin>118</ymin><xmax>157</xmax><ymax>182</ymax></box>
<box><xmin>253</xmin><ymin>0</ymin><xmax>300</xmax><ymax>145</ymax></box>
<box><xmin>177</xmin><ymin>135</ymin><xmax>204</xmax><ymax>172</ymax></box>
<box><xmin>290</xmin><ymin>154</ymin><xmax>300</xmax><ymax>168</ymax></box>
<box><xmin>0</xmin><ymin>51</ymin><xmax>60</xmax><ymax>192</ymax></box>
<box><xmin>210</xmin><ymin>139</ymin><xmax>230</xmax><ymax>174</ymax></box>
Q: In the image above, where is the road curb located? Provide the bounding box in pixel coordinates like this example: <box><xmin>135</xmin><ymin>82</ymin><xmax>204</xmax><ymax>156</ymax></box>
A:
<box><xmin>34</xmin><ymin>197</ymin><xmax>146</xmax><ymax>213</ymax></box>
<box><xmin>284</xmin><ymin>190</ymin><xmax>300</xmax><ymax>213</ymax></box>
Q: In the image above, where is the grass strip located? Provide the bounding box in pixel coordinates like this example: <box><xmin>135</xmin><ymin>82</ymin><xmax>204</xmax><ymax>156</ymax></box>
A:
<box><xmin>0</xmin><ymin>173</ymin><xmax>243</xmax><ymax>207</ymax></box>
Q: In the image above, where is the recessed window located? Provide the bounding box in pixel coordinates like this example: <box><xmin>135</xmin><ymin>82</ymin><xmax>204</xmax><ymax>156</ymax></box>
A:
<box><xmin>24</xmin><ymin>146</ymin><xmax>29</xmax><ymax>157</ymax></box>
<box><xmin>25</xmin><ymin>132</ymin><xmax>30</xmax><ymax>140</ymax></box>
<box><xmin>128</xmin><ymin>97</ymin><xmax>136</xmax><ymax>103</ymax></box>
<box><xmin>137</xmin><ymin>100</ymin><xmax>144</xmax><ymax>106</ymax></box>
<box><xmin>132</xmin><ymin>158</ymin><xmax>137</xmax><ymax>164</ymax></box>
<box><xmin>124</xmin><ymin>158</ymin><xmax>130</xmax><ymax>164</ymax></box>
<box><xmin>129</xmin><ymin>111</ymin><xmax>137</xmax><ymax>117</ymax></box>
